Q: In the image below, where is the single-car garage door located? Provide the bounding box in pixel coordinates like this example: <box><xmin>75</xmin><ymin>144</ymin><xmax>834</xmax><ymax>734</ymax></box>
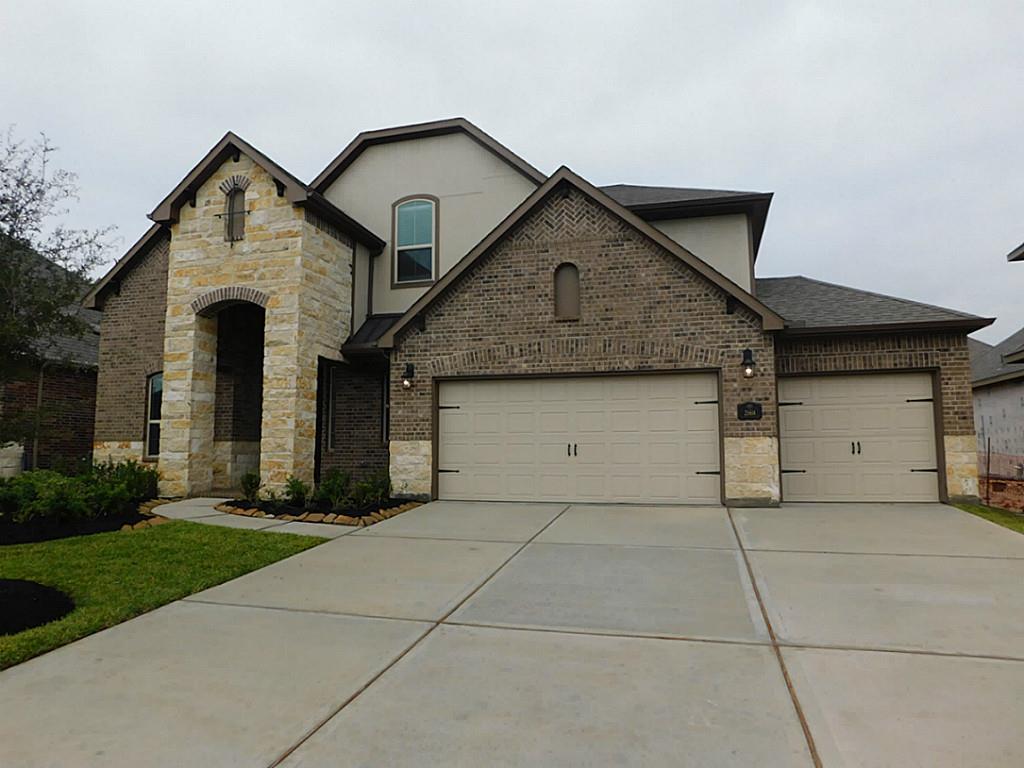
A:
<box><xmin>779</xmin><ymin>373</ymin><xmax>939</xmax><ymax>502</ymax></box>
<box><xmin>437</xmin><ymin>373</ymin><xmax>720</xmax><ymax>503</ymax></box>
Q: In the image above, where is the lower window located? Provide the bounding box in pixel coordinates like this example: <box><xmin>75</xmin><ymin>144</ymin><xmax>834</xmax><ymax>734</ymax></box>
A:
<box><xmin>145</xmin><ymin>372</ymin><xmax>163</xmax><ymax>459</ymax></box>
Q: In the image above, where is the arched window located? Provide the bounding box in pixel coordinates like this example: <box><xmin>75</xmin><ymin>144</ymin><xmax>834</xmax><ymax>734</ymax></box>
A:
<box><xmin>554</xmin><ymin>262</ymin><xmax>580</xmax><ymax>319</ymax></box>
<box><xmin>225</xmin><ymin>187</ymin><xmax>246</xmax><ymax>242</ymax></box>
<box><xmin>393</xmin><ymin>197</ymin><xmax>436</xmax><ymax>284</ymax></box>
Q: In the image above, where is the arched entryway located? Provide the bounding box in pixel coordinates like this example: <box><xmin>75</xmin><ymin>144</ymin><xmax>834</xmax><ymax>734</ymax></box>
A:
<box><xmin>212</xmin><ymin>302</ymin><xmax>265</xmax><ymax>492</ymax></box>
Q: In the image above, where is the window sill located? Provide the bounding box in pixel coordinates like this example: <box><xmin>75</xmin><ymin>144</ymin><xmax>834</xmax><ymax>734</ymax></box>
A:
<box><xmin>554</xmin><ymin>316</ymin><xmax>580</xmax><ymax>323</ymax></box>
<box><xmin>142</xmin><ymin>456</ymin><xmax>158</xmax><ymax>463</ymax></box>
<box><xmin>391</xmin><ymin>279</ymin><xmax>436</xmax><ymax>289</ymax></box>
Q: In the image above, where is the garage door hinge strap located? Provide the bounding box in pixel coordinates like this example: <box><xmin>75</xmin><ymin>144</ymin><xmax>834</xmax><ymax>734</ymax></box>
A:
<box><xmin>437</xmin><ymin>469</ymin><xmax>460</xmax><ymax>473</ymax></box>
<box><xmin>438</xmin><ymin>405</ymin><xmax>461</xmax><ymax>410</ymax></box>
<box><xmin>778</xmin><ymin>401</ymin><xmax>803</xmax><ymax>407</ymax></box>
<box><xmin>780</xmin><ymin>469</ymin><xmax>807</xmax><ymax>474</ymax></box>
<box><xmin>905</xmin><ymin>398</ymin><xmax>933</xmax><ymax>403</ymax></box>
<box><xmin>693</xmin><ymin>399</ymin><xmax>719</xmax><ymax>405</ymax></box>
<box><xmin>695</xmin><ymin>470</ymin><xmax>721</xmax><ymax>475</ymax></box>
<box><xmin>910</xmin><ymin>468</ymin><xmax>938</xmax><ymax>472</ymax></box>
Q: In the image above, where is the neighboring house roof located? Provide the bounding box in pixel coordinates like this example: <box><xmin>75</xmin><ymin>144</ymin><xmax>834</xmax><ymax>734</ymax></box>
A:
<box><xmin>755</xmin><ymin>275</ymin><xmax>993</xmax><ymax>335</ymax></box>
<box><xmin>37</xmin><ymin>306</ymin><xmax>100</xmax><ymax>368</ymax></box>
<box><xmin>377</xmin><ymin>166</ymin><xmax>786</xmax><ymax>350</ymax></box>
<box><xmin>601</xmin><ymin>184</ymin><xmax>773</xmax><ymax>259</ymax></box>
<box><xmin>311</xmin><ymin>117</ymin><xmax>547</xmax><ymax>192</ymax></box>
<box><xmin>970</xmin><ymin>328</ymin><xmax>1024</xmax><ymax>387</ymax></box>
<box><xmin>1007</xmin><ymin>241</ymin><xmax>1024</xmax><ymax>262</ymax></box>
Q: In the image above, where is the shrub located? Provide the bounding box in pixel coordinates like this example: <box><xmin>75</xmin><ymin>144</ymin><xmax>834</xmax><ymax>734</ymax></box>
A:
<box><xmin>284</xmin><ymin>475</ymin><xmax>310</xmax><ymax>507</ymax></box>
<box><xmin>316</xmin><ymin>469</ymin><xmax>350</xmax><ymax>509</ymax></box>
<box><xmin>349</xmin><ymin>471</ymin><xmax>391</xmax><ymax>509</ymax></box>
<box><xmin>89</xmin><ymin>459</ymin><xmax>159</xmax><ymax>504</ymax></box>
<box><xmin>240</xmin><ymin>471</ymin><xmax>261</xmax><ymax>503</ymax></box>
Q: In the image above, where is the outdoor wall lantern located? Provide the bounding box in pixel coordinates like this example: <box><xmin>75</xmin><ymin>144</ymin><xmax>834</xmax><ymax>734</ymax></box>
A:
<box><xmin>402</xmin><ymin>363</ymin><xmax>415</xmax><ymax>389</ymax></box>
<box><xmin>741</xmin><ymin>349</ymin><xmax>756</xmax><ymax>378</ymax></box>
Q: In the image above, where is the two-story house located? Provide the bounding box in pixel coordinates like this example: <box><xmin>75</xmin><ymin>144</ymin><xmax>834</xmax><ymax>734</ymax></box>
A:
<box><xmin>84</xmin><ymin>118</ymin><xmax>990</xmax><ymax>506</ymax></box>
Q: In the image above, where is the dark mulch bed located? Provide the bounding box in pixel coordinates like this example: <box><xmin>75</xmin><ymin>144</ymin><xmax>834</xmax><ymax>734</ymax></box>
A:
<box><xmin>0</xmin><ymin>512</ymin><xmax>152</xmax><ymax>546</ymax></box>
<box><xmin>0</xmin><ymin>579</ymin><xmax>75</xmax><ymax>635</ymax></box>
<box><xmin>221</xmin><ymin>497</ymin><xmax>408</xmax><ymax>519</ymax></box>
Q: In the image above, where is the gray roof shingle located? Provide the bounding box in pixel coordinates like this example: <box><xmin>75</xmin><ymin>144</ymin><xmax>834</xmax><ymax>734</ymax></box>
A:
<box><xmin>600</xmin><ymin>184</ymin><xmax>763</xmax><ymax>207</ymax></box>
<box><xmin>970</xmin><ymin>328</ymin><xmax>1024</xmax><ymax>386</ymax></box>
<box><xmin>755</xmin><ymin>275</ymin><xmax>988</xmax><ymax>332</ymax></box>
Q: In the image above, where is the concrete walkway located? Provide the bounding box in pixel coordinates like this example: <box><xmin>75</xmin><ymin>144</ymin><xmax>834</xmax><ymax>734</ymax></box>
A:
<box><xmin>157</xmin><ymin>497</ymin><xmax>355</xmax><ymax>538</ymax></box>
<box><xmin>2</xmin><ymin>500</ymin><xmax>1023</xmax><ymax>766</ymax></box>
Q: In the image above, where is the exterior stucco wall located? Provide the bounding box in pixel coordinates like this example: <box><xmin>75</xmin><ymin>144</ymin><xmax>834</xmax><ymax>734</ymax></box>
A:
<box><xmin>388</xmin><ymin>187</ymin><xmax>779</xmax><ymax>504</ymax></box>
<box><xmin>973</xmin><ymin>378</ymin><xmax>1024</xmax><ymax>478</ymax></box>
<box><xmin>321</xmin><ymin>132</ymin><xmax>538</xmax><ymax>315</ymax></box>
<box><xmin>652</xmin><ymin>214</ymin><xmax>752</xmax><ymax>292</ymax></box>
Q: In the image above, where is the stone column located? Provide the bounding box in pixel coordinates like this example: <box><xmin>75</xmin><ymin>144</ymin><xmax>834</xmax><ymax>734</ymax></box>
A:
<box><xmin>158</xmin><ymin>310</ymin><xmax>217</xmax><ymax>497</ymax></box>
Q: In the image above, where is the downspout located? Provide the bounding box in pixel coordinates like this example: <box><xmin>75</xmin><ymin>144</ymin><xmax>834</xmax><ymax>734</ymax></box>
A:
<box><xmin>32</xmin><ymin>361</ymin><xmax>49</xmax><ymax>470</ymax></box>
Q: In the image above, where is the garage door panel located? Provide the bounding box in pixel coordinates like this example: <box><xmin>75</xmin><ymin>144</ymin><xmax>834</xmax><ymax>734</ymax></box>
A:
<box><xmin>780</xmin><ymin>373</ymin><xmax>939</xmax><ymax>502</ymax></box>
<box><xmin>438</xmin><ymin>373</ymin><xmax>720</xmax><ymax>503</ymax></box>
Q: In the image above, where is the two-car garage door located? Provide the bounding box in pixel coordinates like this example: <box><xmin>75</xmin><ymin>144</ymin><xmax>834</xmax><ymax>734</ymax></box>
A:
<box><xmin>778</xmin><ymin>373</ymin><xmax>940</xmax><ymax>502</ymax></box>
<box><xmin>437</xmin><ymin>374</ymin><xmax>720</xmax><ymax>504</ymax></box>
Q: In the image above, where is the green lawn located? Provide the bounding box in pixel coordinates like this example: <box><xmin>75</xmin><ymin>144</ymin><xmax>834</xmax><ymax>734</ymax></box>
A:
<box><xmin>0</xmin><ymin>520</ymin><xmax>323</xmax><ymax>669</ymax></box>
<box><xmin>955</xmin><ymin>503</ymin><xmax>1024</xmax><ymax>535</ymax></box>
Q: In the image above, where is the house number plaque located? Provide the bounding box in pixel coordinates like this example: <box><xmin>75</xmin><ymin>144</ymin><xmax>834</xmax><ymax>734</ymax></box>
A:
<box><xmin>737</xmin><ymin>402</ymin><xmax>763</xmax><ymax>420</ymax></box>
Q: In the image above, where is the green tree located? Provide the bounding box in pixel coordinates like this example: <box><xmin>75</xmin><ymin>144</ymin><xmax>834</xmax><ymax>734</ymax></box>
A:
<box><xmin>0</xmin><ymin>126</ymin><xmax>113</xmax><ymax>445</ymax></box>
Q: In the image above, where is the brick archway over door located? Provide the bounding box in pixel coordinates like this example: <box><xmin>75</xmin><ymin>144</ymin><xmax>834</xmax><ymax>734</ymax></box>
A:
<box><xmin>191</xmin><ymin>286</ymin><xmax>270</xmax><ymax>316</ymax></box>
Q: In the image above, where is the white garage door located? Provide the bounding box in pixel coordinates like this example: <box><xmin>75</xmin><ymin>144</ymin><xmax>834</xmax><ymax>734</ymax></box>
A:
<box><xmin>779</xmin><ymin>373</ymin><xmax>939</xmax><ymax>502</ymax></box>
<box><xmin>437</xmin><ymin>374</ymin><xmax>721</xmax><ymax>503</ymax></box>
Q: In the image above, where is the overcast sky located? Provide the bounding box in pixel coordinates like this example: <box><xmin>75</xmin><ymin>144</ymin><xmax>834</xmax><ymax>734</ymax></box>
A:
<box><xmin>3</xmin><ymin>1</ymin><xmax>1021</xmax><ymax>342</ymax></box>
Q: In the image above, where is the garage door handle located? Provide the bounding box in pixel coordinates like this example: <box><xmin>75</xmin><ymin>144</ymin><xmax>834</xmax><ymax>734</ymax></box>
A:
<box><xmin>573</xmin><ymin>443</ymin><xmax>578</xmax><ymax>457</ymax></box>
<box><xmin>851</xmin><ymin>441</ymin><xmax>855</xmax><ymax>455</ymax></box>
<box><xmin>857</xmin><ymin>441</ymin><xmax>861</xmax><ymax>455</ymax></box>
<box><xmin>567</xmin><ymin>443</ymin><xmax>571</xmax><ymax>456</ymax></box>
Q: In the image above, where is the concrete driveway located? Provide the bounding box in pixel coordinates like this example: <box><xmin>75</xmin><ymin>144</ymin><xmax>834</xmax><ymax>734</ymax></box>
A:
<box><xmin>2</xmin><ymin>501</ymin><xmax>1023</xmax><ymax>766</ymax></box>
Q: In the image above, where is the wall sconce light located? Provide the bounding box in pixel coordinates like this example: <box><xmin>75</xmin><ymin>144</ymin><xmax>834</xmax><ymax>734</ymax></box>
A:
<box><xmin>402</xmin><ymin>363</ymin><xmax>415</xmax><ymax>389</ymax></box>
<box><xmin>741</xmin><ymin>349</ymin><xmax>755</xmax><ymax>378</ymax></box>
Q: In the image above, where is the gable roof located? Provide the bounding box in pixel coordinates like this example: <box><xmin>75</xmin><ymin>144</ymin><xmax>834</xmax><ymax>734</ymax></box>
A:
<box><xmin>82</xmin><ymin>224</ymin><xmax>166</xmax><ymax>310</ymax></box>
<box><xmin>1007</xmin><ymin>241</ymin><xmax>1024</xmax><ymax>262</ymax></box>
<box><xmin>148</xmin><ymin>131</ymin><xmax>383</xmax><ymax>250</ymax></box>
<box><xmin>970</xmin><ymin>328</ymin><xmax>1024</xmax><ymax>387</ymax></box>
<box><xmin>755</xmin><ymin>276</ymin><xmax>993</xmax><ymax>335</ymax></box>
<box><xmin>377</xmin><ymin>167</ymin><xmax>786</xmax><ymax>349</ymax></box>
<box><xmin>86</xmin><ymin>133</ymin><xmax>386</xmax><ymax>311</ymax></box>
<box><xmin>601</xmin><ymin>184</ymin><xmax>774</xmax><ymax>259</ymax></box>
<box><xmin>311</xmin><ymin>117</ymin><xmax>546</xmax><ymax>192</ymax></box>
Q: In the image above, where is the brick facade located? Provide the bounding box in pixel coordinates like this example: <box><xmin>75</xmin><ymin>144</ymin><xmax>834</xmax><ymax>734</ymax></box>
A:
<box><xmin>389</xmin><ymin>186</ymin><xmax>780</xmax><ymax>502</ymax></box>
<box><xmin>319</xmin><ymin>361</ymin><xmax>390</xmax><ymax>482</ymax></box>
<box><xmin>93</xmin><ymin>233</ymin><xmax>169</xmax><ymax>461</ymax></box>
<box><xmin>2</xmin><ymin>365</ymin><xmax>96</xmax><ymax>471</ymax></box>
<box><xmin>775</xmin><ymin>332</ymin><xmax>978</xmax><ymax>500</ymax></box>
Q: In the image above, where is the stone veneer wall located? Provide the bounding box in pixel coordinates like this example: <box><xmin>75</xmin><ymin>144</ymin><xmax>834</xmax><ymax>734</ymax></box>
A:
<box><xmin>159</xmin><ymin>152</ymin><xmax>353</xmax><ymax>496</ymax></box>
<box><xmin>775</xmin><ymin>332</ymin><xmax>979</xmax><ymax>501</ymax></box>
<box><xmin>389</xmin><ymin>186</ymin><xmax>779</xmax><ymax>503</ymax></box>
<box><xmin>94</xmin><ymin>233</ymin><xmax>169</xmax><ymax>463</ymax></box>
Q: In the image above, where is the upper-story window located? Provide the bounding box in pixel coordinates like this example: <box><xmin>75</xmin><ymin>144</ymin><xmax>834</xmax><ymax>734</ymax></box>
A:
<box><xmin>393</xmin><ymin>197</ymin><xmax>437</xmax><ymax>285</ymax></box>
<box><xmin>219</xmin><ymin>175</ymin><xmax>250</xmax><ymax>242</ymax></box>
<box><xmin>554</xmin><ymin>262</ymin><xmax>580</xmax><ymax>319</ymax></box>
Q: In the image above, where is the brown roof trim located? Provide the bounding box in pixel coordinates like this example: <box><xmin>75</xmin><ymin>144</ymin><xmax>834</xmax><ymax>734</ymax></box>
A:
<box><xmin>82</xmin><ymin>223</ymin><xmax>167</xmax><ymax>310</ymax></box>
<box><xmin>377</xmin><ymin>167</ymin><xmax>786</xmax><ymax>349</ymax></box>
<box><xmin>1007</xmin><ymin>241</ymin><xmax>1024</xmax><ymax>262</ymax></box>
<box><xmin>148</xmin><ymin>132</ymin><xmax>384</xmax><ymax>251</ymax></box>
<box><xmin>778</xmin><ymin>317</ymin><xmax>994</xmax><ymax>337</ymax></box>
<box><xmin>311</xmin><ymin>117</ymin><xmax>546</xmax><ymax>192</ymax></box>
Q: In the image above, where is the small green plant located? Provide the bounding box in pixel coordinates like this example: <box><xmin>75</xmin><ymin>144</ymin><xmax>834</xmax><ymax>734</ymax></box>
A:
<box><xmin>284</xmin><ymin>475</ymin><xmax>310</xmax><ymax>507</ymax></box>
<box><xmin>316</xmin><ymin>469</ymin><xmax>351</xmax><ymax>510</ymax></box>
<box><xmin>349</xmin><ymin>471</ymin><xmax>391</xmax><ymax>508</ymax></box>
<box><xmin>240</xmin><ymin>471</ymin><xmax>261</xmax><ymax>503</ymax></box>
